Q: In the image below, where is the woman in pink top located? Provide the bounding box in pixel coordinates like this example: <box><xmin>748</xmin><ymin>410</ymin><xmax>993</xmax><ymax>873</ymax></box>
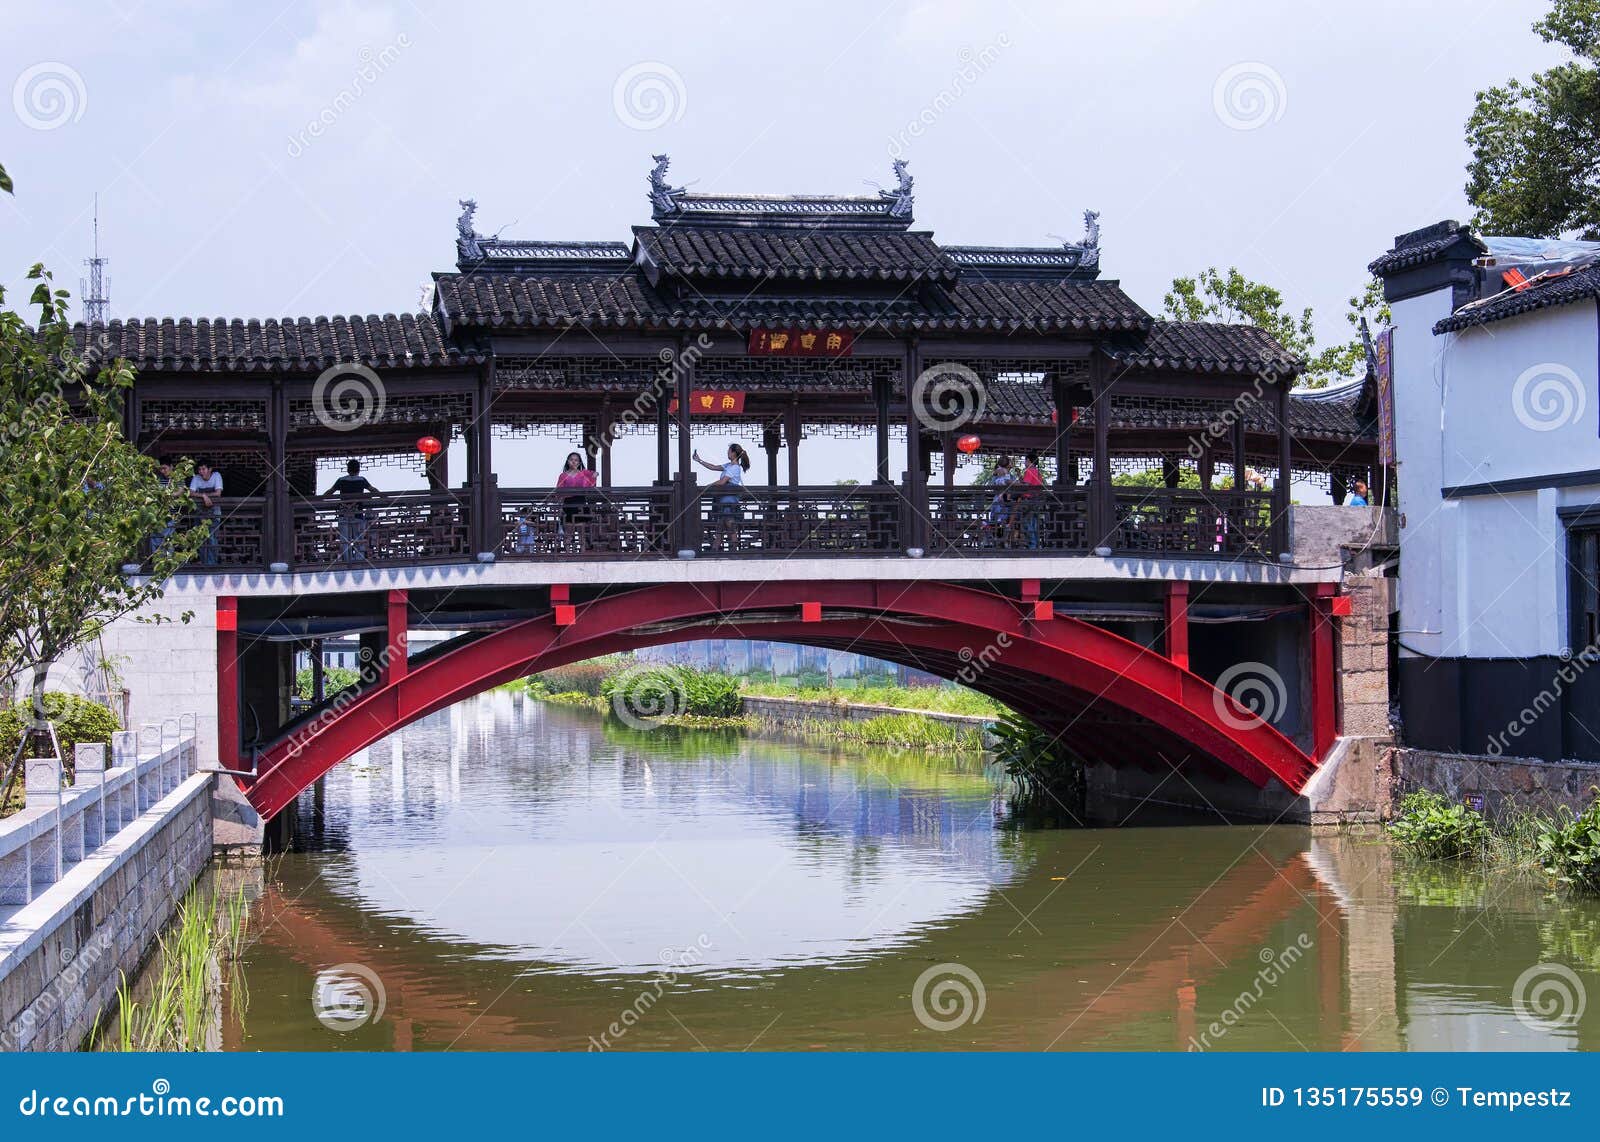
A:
<box><xmin>555</xmin><ymin>451</ymin><xmax>597</xmax><ymax>528</ymax></box>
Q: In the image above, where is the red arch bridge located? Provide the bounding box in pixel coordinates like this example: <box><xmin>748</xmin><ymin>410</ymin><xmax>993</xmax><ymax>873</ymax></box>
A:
<box><xmin>216</xmin><ymin>572</ymin><xmax>1345</xmax><ymax>822</ymax></box>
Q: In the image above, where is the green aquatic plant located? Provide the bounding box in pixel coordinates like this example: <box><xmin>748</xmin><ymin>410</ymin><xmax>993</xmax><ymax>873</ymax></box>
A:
<box><xmin>1535</xmin><ymin>794</ymin><xmax>1600</xmax><ymax>893</ymax></box>
<box><xmin>1388</xmin><ymin>791</ymin><xmax>1491</xmax><ymax>860</ymax></box>
<box><xmin>990</xmin><ymin>711</ymin><xmax>1083</xmax><ymax>824</ymax></box>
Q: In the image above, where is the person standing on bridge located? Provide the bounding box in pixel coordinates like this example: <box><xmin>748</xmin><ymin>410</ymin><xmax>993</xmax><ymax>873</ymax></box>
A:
<box><xmin>324</xmin><ymin>459</ymin><xmax>383</xmax><ymax>562</ymax></box>
<box><xmin>554</xmin><ymin>451</ymin><xmax>598</xmax><ymax>551</ymax></box>
<box><xmin>694</xmin><ymin>442</ymin><xmax>750</xmax><ymax>552</ymax></box>
<box><xmin>189</xmin><ymin>462</ymin><xmax>223</xmax><ymax>565</ymax></box>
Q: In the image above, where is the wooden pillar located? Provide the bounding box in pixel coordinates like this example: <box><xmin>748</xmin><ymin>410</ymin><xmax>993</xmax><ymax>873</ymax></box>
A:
<box><xmin>583</xmin><ymin>415</ymin><xmax>600</xmax><ymax>472</ymax></box>
<box><xmin>762</xmin><ymin>424</ymin><xmax>781</xmax><ymax>486</ymax></box>
<box><xmin>784</xmin><ymin>401</ymin><xmax>801</xmax><ymax>489</ymax></box>
<box><xmin>268</xmin><ymin>380</ymin><xmax>289</xmax><ymax>567</ymax></box>
<box><xmin>1090</xmin><ymin>355</ymin><xmax>1113</xmax><ymax>553</ymax></box>
<box><xmin>1230</xmin><ymin>403</ymin><xmax>1247</xmax><ymax>490</ymax></box>
<box><xmin>385</xmin><ymin>589</ymin><xmax>409</xmax><ymax>684</ymax></box>
<box><xmin>1306</xmin><ymin>583</ymin><xmax>1338</xmax><ymax>762</ymax></box>
<box><xmin>217</xmin><ymin>597</ymin><xmax>240</xmax><ymax>768</ymax></box>
<box><xmin>1273</xmin><ymin>381</ymin><xmax>1292</xmax><ymax>559</ymax></box>
<box><xmin>1163</xmin><ymin>581</ymin><xmax>1190</xmax><ymax>671</ymax></box>
<box><xmin>424</xmin><ymin>432</ymin><xmax>448</xmax><ymax>491</ymax></box>
<box><xmin>1162</xmin><ymin>456</ymin><xmax>1181</xmax><ymax>489</ymax></box>
<box><xmin>1051</xmin><ymin>372</ymin><xmax>1072</xmax><ymax>487</ymax></box>
<box><xmin>901</xmin><ymin>338</ymin><xmax>926</xmax><ymax>549</ymax></box>
<box><xmin>676</xmin><ymin>342</ymin><xmax>694</xmax><ymax>483</ymax></box>
<box><xmin>598</xmin><ymin>400</ymin><xmax>613</xmax><ymax>488</ymax></box>
<box><xmin>1198</xmin><ymin>444</ymin><xmax>1215</xmax><ymax>491</ymax></box>
<box><xmin>311</xmin><ymin>639</ymin><xmax>325</xmax><ymax>704</ymax></box>
<box><xmin>873</xmin><ymin>373</ymin><xmax>891</xmax><ymax>484</ymax></box>
<box><xmin>655</xmin><ymin>369</ymin><xmax>672</xmax><ymax>485</ymax></box>
<box><xmin>473</xmin><ymin>364</ymin><xmax>496</xmax><ymax>554</ymax></box>
<box><xmin>942</xmin><ymin>433</ymin><xmax>957</xmax><ymax>491</ymax></box>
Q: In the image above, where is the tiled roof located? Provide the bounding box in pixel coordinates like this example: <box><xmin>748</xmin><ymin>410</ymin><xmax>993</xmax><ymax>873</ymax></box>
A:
<box><xmin>1109</xmin><ymin>322</ymin><xmax>1303</xmax><ymax>377</ymax></box>
<box><xmin>635</xmin><ymin>225</ymin><xmax>957</xmax><ymax>284</ymax></box>
<box><xmin>1368</xmin><ymin>220</ymin><xmax>1487</xmax><ymax>277</ymax></box>
<box><xmin>71</xmin><ymin>313</ymin><xmax>479</xmax><ymax>372</ymax></box>
<box><xmin>433</xmin><ymin>270</ymin><xmax>1150</xmax><ymax>334</ymax></box>
<box><xmin>980</xmin><ymin>376</ymin><xmax>1372</xmax><ymax>441</ymax></box>
<box><xmin>1434</xmin><ymin>261</ymin><xmax>1600</xmax><ymax>333</ymax></box>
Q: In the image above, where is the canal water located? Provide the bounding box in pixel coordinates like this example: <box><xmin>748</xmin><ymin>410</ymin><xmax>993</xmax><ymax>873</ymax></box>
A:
<box><xmin>224</xmin><ymin>692</ymin><xmax>1600</xmax><ymax>1051</ymax></box>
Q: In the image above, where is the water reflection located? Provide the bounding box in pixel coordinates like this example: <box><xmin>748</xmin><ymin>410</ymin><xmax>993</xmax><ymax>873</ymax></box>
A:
<box><xmin>230</xmin><ymin>694</ymin><xmax>1600</xmax><ymax>1052</ymax></box>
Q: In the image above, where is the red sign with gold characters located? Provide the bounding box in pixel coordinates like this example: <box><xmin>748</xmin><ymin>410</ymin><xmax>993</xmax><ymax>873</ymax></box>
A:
<box><xmin>668</xmin><ymin>390</ymin><xmax>747</xmax><ymax>415</ymax></box>
<box><xmin>747</xmin><ymin>328</ymin><xmax>854</xmax><ymax>357</ymax></box>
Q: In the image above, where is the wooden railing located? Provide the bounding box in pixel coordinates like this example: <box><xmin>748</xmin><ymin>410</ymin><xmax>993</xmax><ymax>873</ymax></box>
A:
<box><xmin>142</xmin><ymin>482</ymin><xmax>1288</xmax><ymax>570</ymax></box>
<box><xmin>496</xmin><ymin>486</ymin><xmax>674</xmax><ymax>560</ymax></box>
<box><xmin>292</xmin><ymin>490</ymin><xmax>472</xmax><ymax>568</ymax></box>
<box><xmin>154</xmin><ymin>496</ymin><xmax>267</xmax><ymax>571</ymax></box>
<box><xmin>925</xmin><ymin>485</ymin><xmax>1092</xmax><ymax>555</ymax></box>
<box><xmin>688</xmin><ymin>484</ymin><xmax>903</xmax><ymax>557</ymax></box>
<box><xmin>1111</xmin><ymin>488</ymin><xmax>1279</xmax><ymax>561</ymax></box>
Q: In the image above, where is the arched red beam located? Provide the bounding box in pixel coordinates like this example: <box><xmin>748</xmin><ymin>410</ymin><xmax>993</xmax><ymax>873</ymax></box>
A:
<box><xmin>245</xmin><ymin>582</ymin><xmax>1316</xmax><ymax>818</ymax></box>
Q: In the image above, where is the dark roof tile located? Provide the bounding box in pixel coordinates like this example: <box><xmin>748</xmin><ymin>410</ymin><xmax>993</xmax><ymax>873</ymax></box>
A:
<box><xmin>1434</xmin><ymin>261</ymin><xmax>1600</xmax><ymax>333</ymax></box>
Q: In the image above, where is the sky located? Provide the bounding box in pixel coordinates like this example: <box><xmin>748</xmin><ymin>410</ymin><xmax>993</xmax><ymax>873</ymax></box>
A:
<box><xmin>0</xmin><ymin>0</ymin><xmax>1569</xmax><ymax>487</ymax></box>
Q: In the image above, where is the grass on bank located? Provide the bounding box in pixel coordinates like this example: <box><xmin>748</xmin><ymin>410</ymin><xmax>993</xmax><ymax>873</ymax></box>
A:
<box><xmin>100</xmin><ymin>884</ymin><xmax>251</xmax><ymax>1051</ymax></box>
<box><xmin>1389</xmin><ymin>788</ymin><xmax>1600</xmax><ymax>895</ymax></box>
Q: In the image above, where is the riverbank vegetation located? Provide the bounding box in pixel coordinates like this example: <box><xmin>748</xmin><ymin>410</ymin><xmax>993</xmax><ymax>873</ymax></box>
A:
<box><xmin>0</xmin><ymin>692</ymin><xmax>119</xmax><ymax>815</ymax></box>
<box><xmin>990</xmin><ymin>711</ymin><xmax>1085</xmax><ymax>825</ymax></box>
<box><xmin>1389</xmin><ymin>789</ymin><xmax>1600</xmax><ymax>894</ymax></box>
<box><xmin>101</xmin><ymin>882</ymin><xmax>252</xmax><ymax>1051</ymax></box>
<box><xmin>509</xmin><ymin>658</ymin><xmax>999</xmax><ymax>750</ymax></box>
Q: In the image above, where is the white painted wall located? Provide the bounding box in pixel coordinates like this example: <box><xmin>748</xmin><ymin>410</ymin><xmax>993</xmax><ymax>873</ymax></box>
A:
<box><xmin>1394</xmin><ymin>291</ymin><xmax>1600</xmax><ymax>663</ymax></box>
<box><xmin>1440</xmin><ymin>303</ymin><xmax>1600</xmax><ymax>490</ymax></box>
<box><xmin>1389</xmin><ymin>286</ymin><xmax>1455</xmax><ymax>661</ymax></box>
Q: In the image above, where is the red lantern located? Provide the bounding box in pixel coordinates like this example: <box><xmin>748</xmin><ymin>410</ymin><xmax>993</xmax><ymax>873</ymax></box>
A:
<box><xmin>1050</xmin><ymin>408</ymin><xmax>1081</xmax><ymax>425</ymax></box>
<box><xmin>416</xmin><ymin>435</ymin><xmax>443</xmax><ymax>457</ymax></box>
<box><xmin>956</xmin><ymin>434</ymin><xmax>982</xmax><ymax>454</ymax></box>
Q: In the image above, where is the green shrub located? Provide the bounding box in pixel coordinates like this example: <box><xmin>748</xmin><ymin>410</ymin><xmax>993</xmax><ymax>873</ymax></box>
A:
<box><xmin>530</xmin><ymin>657</ymin><xmax>624</xmax><ymax>698</ymax></box>
<box><xmin>1536</xmin><ymin>795</ymin><xmax>1600</xmax><ymax>893</ymax></box>
<box><xmin>0</xmin><ymin>692</ymin><xmax>120</xmax><ymax>785</ymax></box>
<box><xmin>601</xmin><ymin>665</ymin><xmax>741</xmax><ymax>720</ymax></box>
<box><xmin>991</xmin><ymin>711</ymin><xmax>1083</xmax><ymax>822</ymax></box>
<box><xmin>1388</xmin><ymin>791</ymin><xmax>1491</xmax><ymax>860</ymax></box>
<box><xmin>294</xmin><ymin>666</ymin><xmax>361</xmax><ymax>701</ymax></box>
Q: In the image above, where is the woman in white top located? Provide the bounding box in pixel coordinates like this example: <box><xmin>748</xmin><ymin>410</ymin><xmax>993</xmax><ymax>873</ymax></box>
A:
<box><xmin>693</xmin><ymin>442</ymin><xmax>751</xmax><ymax>550</ymax></box>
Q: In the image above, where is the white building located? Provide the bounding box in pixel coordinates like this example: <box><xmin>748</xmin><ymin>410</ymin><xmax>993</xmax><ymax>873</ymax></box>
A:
<box><xmin>1371</xmin><ymin>221</ymin><xmax>1600</xmax><ymax>761</ymax></box>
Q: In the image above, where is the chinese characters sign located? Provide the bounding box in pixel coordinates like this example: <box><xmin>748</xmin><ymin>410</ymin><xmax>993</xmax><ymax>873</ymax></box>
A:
<box><xmin>668</xmin><ymin>390</ymin><xmax>747</xmax><ymax>415</ymax></box>
<box><xmin>747</xmin><ymin>328</ymin><xmax>854</xmax><ymax>357</ymax></box>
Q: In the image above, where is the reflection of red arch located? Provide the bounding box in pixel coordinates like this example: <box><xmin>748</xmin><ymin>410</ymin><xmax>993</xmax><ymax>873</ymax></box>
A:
<box><xmin>242</xmin><ymin>581</ymin><xmax>1318</xmax><ymax>818</ymax></box>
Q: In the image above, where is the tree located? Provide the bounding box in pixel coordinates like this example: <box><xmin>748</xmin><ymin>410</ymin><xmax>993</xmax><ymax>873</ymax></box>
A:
<box><xmin>0</xmin><ymin>265</ymin><xmax>202</xmax><ymax>788</ymax></box>
<box><xmin>1162</xmin><ymin>267</ymin><xmax>1389</xmax><ymax>388</ymax></box>
<box><xmin>1465</xmin><ymin>0</ymin><xmax>1600</xmax><ymax>239</ymax></box>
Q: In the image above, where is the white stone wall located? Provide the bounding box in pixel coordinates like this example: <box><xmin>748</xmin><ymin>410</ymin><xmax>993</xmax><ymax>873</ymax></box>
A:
<box><xmin>98</xmin><ymin>592</ymin><xmax>218</xmax><ymax>763</ymax></box>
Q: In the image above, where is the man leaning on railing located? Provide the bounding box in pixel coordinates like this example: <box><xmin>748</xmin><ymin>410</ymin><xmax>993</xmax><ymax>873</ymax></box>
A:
<box><xmin>322</xmin><ymin>460</ymin><xmax>384</xmax><ymax>562</ymax></box>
